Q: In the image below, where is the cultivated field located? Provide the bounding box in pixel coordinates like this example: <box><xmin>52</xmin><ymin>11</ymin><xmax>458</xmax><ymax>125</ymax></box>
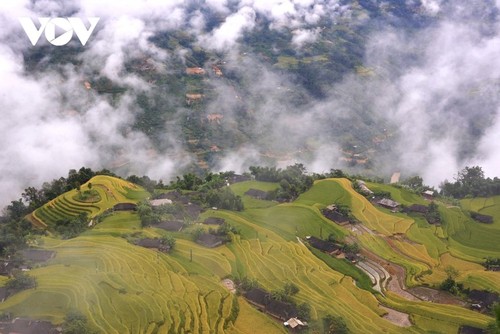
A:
<box><xmin>1</xmin><ymin>178</ymin><xmax>497</xmax><ymax>333</ymax></box>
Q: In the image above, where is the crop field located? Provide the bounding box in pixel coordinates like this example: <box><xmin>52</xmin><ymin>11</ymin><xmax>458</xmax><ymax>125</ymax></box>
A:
<box><xmin>1</xmin><ymin>178</ymin><xmax>498</xmax><ymax>333</ymax></box>
<box><xmin>32</xmin><ymin>175</ymin><xmax>149</xmax><ymax>227</ymax></box>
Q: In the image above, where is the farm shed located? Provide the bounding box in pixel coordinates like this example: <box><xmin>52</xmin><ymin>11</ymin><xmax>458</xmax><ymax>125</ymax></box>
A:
<box><xmin>196</xmin><ymin>234</ymin><xmax>224</xmax><ymax>248</ymax></box>
<box><xmin>422</xmin><ymin>190</ymin><xmax>434</xmax><ymax>200</ymax></box>
<box><xmin>377</xmin><ymin>198</ymin><xmax>400</xmax><ymax>210</ymax></box>
<box><xmin>136</xmin><ymin>238</ymin><xmax>171</xmax><ymax>252</ymax></box>
<box><xmin>307</xmin><ymin>236</ymin><xmax>342</xmax><ymax>255</ymax></box>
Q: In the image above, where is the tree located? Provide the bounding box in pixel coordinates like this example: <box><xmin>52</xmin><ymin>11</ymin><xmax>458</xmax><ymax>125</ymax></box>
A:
<box><xmin>87</xmin><ymin>182</ymin><xmax>92</xmax><ymax>190</ymax></box>
<box><xmin>444</xmin><ymin>266</ymin><xmax>459</xmax><ymax>280</ymax></box>
<box><xmin>342</xmin><ymin>243</ymin><xmax>360</xmax><ymax>256</ymax></box>
<box><xmin>323</xmin><ymin>314</ymin><xmax>349</xmax><ymax>334</ymax></box>
<box><xmin>161</xmin><ymin>235</ymin><xmax>176</xmax><ymax>249</ymax></box>
<box><xmin>402</xmin><ymin>176</ymin><xmax>424</xmax><ymax>190</ymax></box>
<box><xmin>63</xmin><ymin>311</ymin><xmax>97</xmax><ymax>334</ymax></box>
<box><xmin>6</xmin><ymin>271</ymin><xmax>36</xmax><ymax>291</ymax></box>
<box><xmin>283</xmin><ymin>282</ymin><xmax>300</xmax><ymax>296</ymax></box>
<box><xmin>297</xmin><ymin>302</ymin><xmax>311</xmax><ymax>320</ymax></box>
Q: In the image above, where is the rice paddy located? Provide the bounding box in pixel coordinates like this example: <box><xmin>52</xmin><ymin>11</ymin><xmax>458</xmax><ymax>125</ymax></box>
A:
<box><xmin>1</xmin><ymin>177</ymin><xmax>498</xmax><ymax>333</ymax></box>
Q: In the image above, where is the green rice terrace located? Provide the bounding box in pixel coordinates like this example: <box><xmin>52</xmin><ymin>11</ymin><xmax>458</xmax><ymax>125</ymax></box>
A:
<box><xmin>1</xmin><ymin>176</ymin><xmax>499</xmax><ymax>333</ymax></box>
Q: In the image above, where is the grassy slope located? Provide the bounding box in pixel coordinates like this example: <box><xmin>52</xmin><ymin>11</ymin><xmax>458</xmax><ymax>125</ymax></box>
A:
<box><xmin>1</xmin><ymin>179</ymin><xmax>497</xmax><ymax>333</ymax></box>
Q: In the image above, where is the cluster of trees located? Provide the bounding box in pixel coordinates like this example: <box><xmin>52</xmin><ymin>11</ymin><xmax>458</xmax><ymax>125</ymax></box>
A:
<box><xmin>5</xmin><ymin>271</ymin><xmax>37</xmax><ymax>292</ymax></box>
<box><xmin>425</xmin><ymin>202</ymin><xmax>441</xmax><ymax>225</ymax></box>
<box><xmin>205</xmin><ymin>188</ymin><xmax>244</xmax><ymax>211</ymax></box>
<box><xmin>323</xmin><ymin>314</ymin><xmax>349</xmax><ymax>334</ymax></box>
<box><xmin>63</xmin><ymin>311</ymin><xmax>98</xmax><ymax>334</ymax></box>
<box><xmin>137</xmin><ymin>202</ymin><xmax>185</xmax><ymax>227</ymax></box>
<box><xmin>54</xmin><ymin>213</ymin><xmax>89</xmax><ymax>239</ymax></box>
<box><xmin>21</xmin><ymin>167</ymin><xmax>112</xmax><ymax>212</ymax></box>
<box><xmin>249</xmin><ymin>164</ymin><xmax>314</xmax><ymax>201</ymax></box>
<box><xmin>439</xmin><ymin>266</ymin><xmax>465</xmax><ymax>296</ymax></box>
<box><xmin>441</xmin><ymin>166</ymin><xmax>500</xmax><ymax>199</ymax></box>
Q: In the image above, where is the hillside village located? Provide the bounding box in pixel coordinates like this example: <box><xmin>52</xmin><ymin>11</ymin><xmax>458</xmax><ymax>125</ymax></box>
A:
<box><xmin>0</xmin><ymin>165</ymin><xmax>498</xmax><ymax>333</ymax></box>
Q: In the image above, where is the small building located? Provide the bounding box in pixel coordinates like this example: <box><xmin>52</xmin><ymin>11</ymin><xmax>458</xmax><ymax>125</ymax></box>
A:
<box><xmin>322</xmin><ymin>209</ymin><xmax>350</xmax><ymax>225</ymax></box>
<box><xmin>136</xmin><ymin>238</ymin><xmax>171</xmax><ymax>252</ymax></box>
<box><xmin>377</xmin><ymin>198</ymin><xmax>400</xmax><ymax>210</ymax></box>
<box><xmin>422</xmin><ymin>190</ymin><xmax>434</xmax><ymax>200</ymax></box>
<box><xmin>150</xmin><ymin>198</ymin><xmax>173</xmax><ymax>207</ymax></box>
<box><xmin>113</xmin><ymin>203</ymin><xmax>137</xmax><ymax>211</ymax></box>
<box><xmin>357</xmin><ymin>180</ymin><xmax>374</xmax><ymax>195</ymax></box>
<box><xmin>244</xmin><ymin>189</ymin><xmax>269</xmax><ymax>200</ymax></box>
<box><xmin>212</xmin><ymin>65</ymin><xmax>223</xmax><ymax>76</ymax></box>
<box><xmin>468</xmin><ymin>290</ymin><xmax>499</xmax><ymax>310</ymax></box>
<box><xmin>228</xmin><ymin>174</ymin><xmax>251</xmax><ymax>184</ymax></box>
<box><xmin>186</xmin><ymin>93</ymin><xmax>204</xmax><ymax>105</ymax></box>
<box><xmin>196</xmin><ymin>234</ymin><xmax>224</xmax><ymax>248</ymax></box>
<box><xmin>156</xmin><ymin>221</ymin><xmax>183</xmax><ymax>232</ymax></box>
<box><xmin>185</xmin><ymin>67</ymin><xmax>206</xmax><ymax>75</ymax></box>
<box><xmin>204</xmin><ymin>217</ymin><xmax>225</xmax><ymax>225</ymax></box>
<box><xmin>284</xmin><ymin>318</ymin><xmax>306</xmax><ymax>329</ymax></box>
<box><xmin>307</xmin><ymin>236</ymin><xmax>342</xmax><ymax>255</ymax></box>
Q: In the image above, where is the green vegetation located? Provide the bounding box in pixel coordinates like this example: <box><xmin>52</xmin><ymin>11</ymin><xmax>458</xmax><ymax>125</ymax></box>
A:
<box><xmin>0</xmin><ymin>169</ymin><xmax>498</xmax><ymax>333</ymax></box>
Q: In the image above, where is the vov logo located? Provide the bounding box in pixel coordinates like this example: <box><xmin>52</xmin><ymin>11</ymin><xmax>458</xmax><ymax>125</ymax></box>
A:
<box><xmin>19</xmin><ymin>17</ymin><xmax>100</xmax><ymax>46</ymax></box>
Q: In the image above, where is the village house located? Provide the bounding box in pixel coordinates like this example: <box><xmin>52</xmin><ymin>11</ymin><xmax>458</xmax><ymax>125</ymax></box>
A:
<box><xmin>377</xmin><ymin>198</ymin><xmax>400</xmax><ymax>210</ymax></box>
<box><xmin>422</xmin><ymin>190</ymin><xmax>434</xmax><ymax>201</ymax></box>
<box><xmin>135</xmin><ymin>238</ymin><xmax>171</xmax><ymax>253</ymax></box>
<box><xmin>322</xmin><ymin>205</ymin><xmax>350</xmax><ymax>225</ymax></box>
<box><xmin>357</xmin><ymin>180</ymin><xmax>374</xmax><ymax>196</ymax></box>
<box><xmin>306</xmin><ymin>236</ymin><xmax>342</xmax><ymax>255</ymax></box>
<box><xmin>243</xmin><ymin>288</ymin><xmax>298</xmax><ymax>321</ymax></box>
<box><xmin>284</xmin><ymin>317</ymin><xmax>307</xmax><ymax>330</ymax></box>
<box><xmin>196</xmin><ymin>234</ymin><xmax>224</xmax><ymax>248</ymax></box>
<box><xmin>186</xmin><ymin>93</ymin><xmax>204</xmax><ymax>105</ymax></box>
<box><xmin>185</xmin><ymin>67</ymin><xmax>205</xmax><ymax>75</ymax></box>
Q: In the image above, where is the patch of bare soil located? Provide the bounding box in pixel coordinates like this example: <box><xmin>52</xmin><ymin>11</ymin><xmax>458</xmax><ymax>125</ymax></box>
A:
<box><xmin>379</xmin><ymin>305</ymin><xmax>412</xmax><ymax>327</ymax></box>
<box><xmin>409</xmin><ymin>287</ymin><xmax>466</xmax><ymax>306</ymax></box>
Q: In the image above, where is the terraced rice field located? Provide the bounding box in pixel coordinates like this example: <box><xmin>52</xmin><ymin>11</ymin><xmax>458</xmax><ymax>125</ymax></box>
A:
<box><xmin>32</xmin><ymin>175</ymin><xmax>149</xmax><ymax>227</ymax></box>
<box><xmin>1</xmin><ymin>178</ymin><xmax>497</xmax><ymax>333</ymax></box>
